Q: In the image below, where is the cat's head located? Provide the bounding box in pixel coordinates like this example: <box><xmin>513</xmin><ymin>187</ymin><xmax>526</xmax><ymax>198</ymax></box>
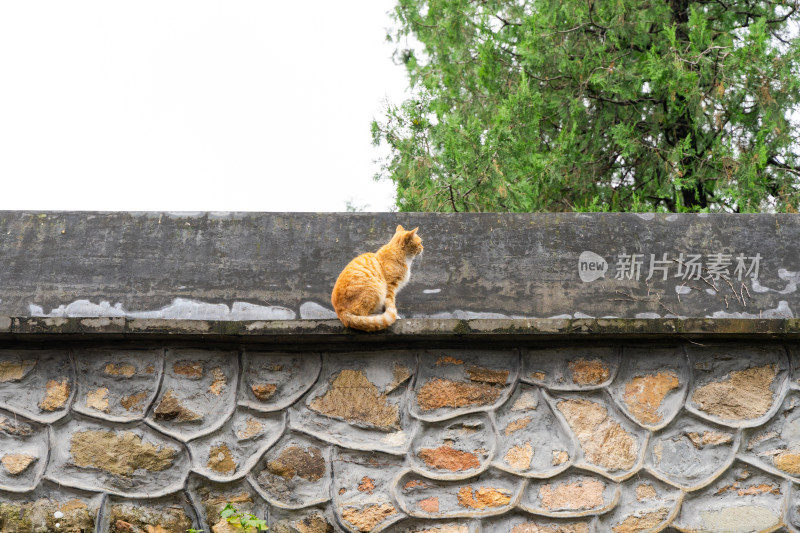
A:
<box><xmin>394</xmin><ymin>224</ymin><xmax>423</xmax><ymax>256</ymax></box>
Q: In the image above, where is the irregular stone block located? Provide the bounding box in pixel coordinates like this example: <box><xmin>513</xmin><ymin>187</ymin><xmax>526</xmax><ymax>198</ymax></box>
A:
<box><xmin>186</xmin><ymin>473</ymin><xmax>269</xmax><ymax>533</ymax></box>
<box><xmin>332</xmin><ymin>449</ymin><xmax>406</xmax><ymax>532</ymax></box>
<box><xmin>47</xmin><ymin>416</ymin><xmax>189</xmax><ymax>497</ymax></box>
<box><xmin>673</xmin><ymin>461</ymin><xmax>786</xmax><ymax>532</ymax></box>
<box><xmin>188</xmin><ymin>407</ymin><xmax>284</xmax><ymax>482</ymax></box>
<box><xmin>686</xmin><ymin>345</ymin><xmax>789</xmax><ymax>427</ymax></box>
<box><xmin>239</xmin><ymin>351</ymin><xmax>322</xmax><ymax>411</ymax></box>
<box><xmin>789</xmin><ymin>481</ymin><xmax>800</xmax><ymax>530</ymax></box>
<box><xmin>147</xmin><ymin>348</ymin><xmax>239</xmax><ymax>441</ymax></box>
<box><xmin>411</xmin><ymin>350</ymin><xmax>518</xmax><ymax>422</ymax></box>
<box><xmin>646</xmin><ymin>412</ymin><xmax>738</xmax><ymax>491</ymax></box>
<box><xmin>105</xmin><ymin>493</ymin><xmax>198</xmax><ymax>533</ymax></box>
<box><xmin>742</xmin><ymin>391</ymin><xmax>800</xmax><ymax>482</ymax></box>
<box><xmin>492</xmin><ymin>385</ymin><xmax>575</xmax><ymax>478</ymax></box>
<box><xmin>596</xmin><ymin>472</ymin><xmax>682</xmax><ymax>532</ymax></box>
<box><xmin>250</xmin><ymin>432</ymin><xmax>331</xmax><ymax>509</ymax></box>
<box><xmin>0</xmin><ymin>409</ymin><xmax>47</xmax><ymax>492</ymax></box>
<box><xmin>548</xmin><ymin>392</ymin><xmax>647</xmax><ymax>480</ymax></box>
<box><xmin>0</xmin><ymin>349</ymin><xmax>75</xmax><ymax>423</ymax></box>
<box><xmin>410</xmin><ymin>414</ymin><xmax>494</xmax><ymax>480</ymax></box>
<box><xmin>269</xmin><ymin>504</ymin><xmax>344</xmax><ymax>533</ymax></box>
<box><xmin>522</xmin><ymin>347</ymin><xmax>619</xmax><ymax>391</ymax></box>
<box><xmin>519</xmin><ymin>472</ymin><xmax>619</xmax><ymax>517</ymax></box>
<box><xmin>395</xmin><ymin>470</ymin><xmax>521</xmax><ymax>518</ymax></box>
<box><xmin>0</xmin><ymin>481</ymin><xmax>102</xmax><ymax>533</ymax></box>
<box><xmin>608</xmin><ymin>345</ymin><xmax>689</xmax><ymax>430</ymax></box>
<box><xmin>291</xmin><ymin>352</ymin><xmax>415</xmax><ymax>455</ymax></box>
<box><xmin>72</xmin><ymin>348</ymin><xmax>163</xmax><ymax>422</ymax></box>
<box><xmin>482</xmin><ymin>514</ymin><xmax>592</xmax><ymax>533</ymax></box>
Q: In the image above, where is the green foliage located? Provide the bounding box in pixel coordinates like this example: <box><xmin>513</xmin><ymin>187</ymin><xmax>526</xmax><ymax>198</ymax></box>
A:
<box><xmin>219</xmin><ymin>503</ymin><xmax>268</xmax><ymax>532</ymax></box>
<box><xmin>373</xmin><ymin>0</ymin><xmax>800</xmax><ymax>212</ymax></box>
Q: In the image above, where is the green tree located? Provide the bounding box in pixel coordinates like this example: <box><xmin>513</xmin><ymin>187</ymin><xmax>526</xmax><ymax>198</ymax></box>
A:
<box><xmin>372</xmin><ymin>0</ymin><xmax>800</xmax><ymax>212</ymax></box>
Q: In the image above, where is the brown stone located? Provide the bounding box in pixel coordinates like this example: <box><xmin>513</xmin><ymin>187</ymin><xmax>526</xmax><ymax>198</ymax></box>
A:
<box><xmin>456</xmin><ymin>486</ymin><xmax>512</xmax><ymax>509</ymax></box>
<box><xmin>110</xmin><ymin>503</ymin><xmax>191</xmax><ymax>533</ymax></box>
<box><xmin>209</xmin><ymin>367</ymin><xmax>227</xmax><ymax>396</ymax></box>
<box><xmin>505</xmin><ymin>416</ymin><xmax>532</xmax><ymax>435</ymax></box>
<box><xmin>418</xmin><ymin>445</ymin><xmax>481</xmax><ymax>472</ymax></box>
<box><xmin>622</xmin><ymin>372</ymin><xmax>679</xmax><ymax>424</ymax></box>
<box><xmin>387</xmin><ymin>364</ymin><xmax>412</xmax><ymax>392</ymax></box>
<box><xmin>145</xmin><ymin>365</ymin><xmax>155</xmax><ymax>374</ymax></box>
<box><xmin>153</xmin><ymin>390</ymin><xmax>202</xmax><ymax>422</ymax></box>
<box><xmin>714</xmin><ymin>481</ymin><xmax>781</xmax><ymax>496</ymax></box>
<box><xmin>0</xmin><ymin>498</ymin><xmax>94</xmax><ymax>533</ymax></box>
<box><xmin>692</xmin><ymin>364</ymin><xmax>779</xmax><ymax>420</ymax></box>
<box><xmin>511</xmin><ymin>524</ymin><xmax>590</xmax><ymax>533</ymax></box>
<box><xmin>358</xmin><ymin>476</ymin><xmax>375</xmax><ymax>493</ymax></box>
<box><xmin>104</xmin><ymin>363</ymin><xmax>136</xmax><ymax>377</ymax></box>
<box><xmin>207</xmin><ymin>443</ymin><xmax>236</xmax><ymax>475</ymax></box>
<box><xmin>417</xmin><ymin>378</ymin><xmax>501</xmax><ymax>411</ymax></box>
<box><xmin>173</xmin><ymin>360</ymin><xmax>204</xmax><ymax>379</ymax></box>
<box><xmin>436</xmin><ymin>356</ymin><xmax>464</xmax><ymax>366</ymax></box>
<box><xmin>552</xmin><ymin>450</ymin><xmax>569</xmax><ymax>466</ymax></box>
<box><xmin>1</xmin><ymin>453</ymin><xmax>36</xmax><ymax>475</ymax></box>
<box><xmin>466</xmin><ymin>366</ymin><xmax>509</xmax><ymax>385</ymax></box>
<box><xmin>504</xmin><ymin>443</ymin><xmax>533</xmax><ymax>470</ymax></box>
<box><xmin>511</xmin><ymin>392</ymin><xmax>538</xmax><ymax>411</ymax></box>
<box><xmin>635</xmin><ymin>484</ymin><xmax>657</xmax><ymax>501</ymax></box>
<box><xmin>251</xmin><ymin>383</ymin><xmax>278</xmax><ymax>401</ymax></box>
<box><xmin>267</xmin><ymin>445</ymin><xmax>325</xmax><ymax>481</ymax></box>
<box><xmin>86</xmin><ymin>387</ymin><xmax>110</xmax><ymax>413</ymax></box>
<box><xmin>568</xmin><ymin>359</ymin><xmax>610</xmax><ymax>385</ymax></box>
<box><xmin>340</xmin><ymin>504</ymin><xmax>397</xmax><ymax>532</ymax></box>
<box><xmin>39</xmin><ymin>378</ymin><xmax>70</xmax><ymax>411</ymax></box>
<box><xmin>774</xmin><ymin>451</ymin><xmax>800</xmax><ymax>475</ymax></box>
<box><xmin>539</xmin><ymin>478</ymin><xmax>605</xmax><ymax>511</ymax></box>
<box><xmin>0</xmin><ymin>359</ymin><xmax>36</xmax><ymax>382</ymax></box>
<box><xmin>612</xmin><ymin>508</ymin><xmax>669</xmax><ymax>533</ymax></box>
<box><xmin>404</xmin><ymin>479</ymin><xmax>428</xmax><ymax>491</ymax></box>
<box><xmin>557</xmin><ymin>399</ymin><xmax>638</xmax><ymax>471</ymax></box>
<box><xmin>120</xmin><ymin>391</ymin><xmax>149</xmax><ymax>412</ymax></box>
<box><xmin>291</xmin><ymin>514</ymin><xmax>335</xmax><ymax>533</ymax></box>
<box><xmin>418</xmin><ymin>497</ymin><xmax>439</xmax><ymax>513</ymax></box>
<box><xmin>529</xmin><ymin>371</ymin><xmax>546</xmax><ymax>381</ymax></box>
<box><xmin>736</xmin><ymin>483</ymin><xmax>781</xmax><ymax>496</ymax></box>
<box><xmin>236</xmin><ymin>418</ymin><xmax>264</xmax><ymax>440</ymax></box>
<box><xmin>687</xmin><ymin>430</ymin><xmax>733</xmax><ymax>448</ymax></box>
<box><xmin>309</xmin><ymin>369</ymin><xmax>399</xmax><ymax>431</ymax></box>
<box><xmin>70</xmin><ymin>430</ymin><xmax>177</xmax><ymax>477</ymax></box>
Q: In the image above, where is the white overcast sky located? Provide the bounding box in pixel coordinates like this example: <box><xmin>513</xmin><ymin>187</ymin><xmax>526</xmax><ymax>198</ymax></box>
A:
<box><xmin>0</xmin><ymin>1</ymin><xmax>409</xmax><ymax>211</ymax></box>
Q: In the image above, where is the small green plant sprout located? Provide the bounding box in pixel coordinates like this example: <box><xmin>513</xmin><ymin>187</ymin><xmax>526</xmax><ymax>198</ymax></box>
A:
<box><xmin>220</xmin><ymin>503</ymin><xmax>268</xmax><ymax>532</ymax></box>
<box><xmin>186</xmin><ymin>529</ymin><xmax>203</xmax><ymax>533</ymax></box>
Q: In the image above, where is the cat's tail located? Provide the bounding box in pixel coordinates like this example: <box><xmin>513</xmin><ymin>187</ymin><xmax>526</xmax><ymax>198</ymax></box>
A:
<box><xmin>338</xmin><ymin>307</ymin><xmax>398</xmax><ymax>332</ymax></box>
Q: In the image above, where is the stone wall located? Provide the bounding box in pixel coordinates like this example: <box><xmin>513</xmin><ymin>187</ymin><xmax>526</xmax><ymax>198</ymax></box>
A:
<box><xmin>1</xmin><ymin>331</ymin><xmax>799</xmax><ymax>532</ymax></box>
<box><xmin>2</xmin><ymin>211</ymin><xmax>800</xmax><ymax>532</ymax></box>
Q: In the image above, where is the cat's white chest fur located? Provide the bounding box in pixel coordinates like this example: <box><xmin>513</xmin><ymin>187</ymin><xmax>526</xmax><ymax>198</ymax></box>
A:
<box><xmin>397</xmin><ymin>256</ymin><xmax>414</xmax><ymax>291</ymax></box>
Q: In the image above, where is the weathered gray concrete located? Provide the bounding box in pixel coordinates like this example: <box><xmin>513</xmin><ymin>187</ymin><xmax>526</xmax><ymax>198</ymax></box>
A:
<box><xmin>1</xmin><ymin>211</ymin><xmax>798</xmax><ymax>320</ymax></box>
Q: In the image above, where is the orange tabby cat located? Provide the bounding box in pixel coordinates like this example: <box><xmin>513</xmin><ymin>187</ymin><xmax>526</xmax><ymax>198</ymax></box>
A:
<box><xmin>331</xmin><ymin>225</ymin><xmax>423</xmax><ymax>331</ymax></box>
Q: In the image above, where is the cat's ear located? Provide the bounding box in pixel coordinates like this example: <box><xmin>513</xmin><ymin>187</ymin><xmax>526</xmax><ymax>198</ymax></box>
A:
<box><xmin>395</xmin><ymin>224</ymin><xmax>405</xmax><ymax>233</ymax></box>
<box><xmin>408</xmin><ymin>227</ymin><xmax>419</xmax><ymax>236</ymax></box>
